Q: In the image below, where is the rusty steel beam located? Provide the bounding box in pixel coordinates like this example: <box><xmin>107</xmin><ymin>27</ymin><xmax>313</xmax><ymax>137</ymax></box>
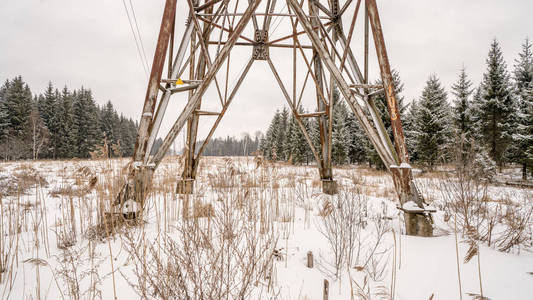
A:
<box><xmin>195</xmin><ymin>0</ymin><xmax>223</xmax><ymax>12</ymax></box>
<box><xmin>181</xmin><ymin>0</ymin><xmax>214</xmax><ymax>193</ymax></box>
<box><xmin>308</xmin><ymin>0</ymin><xmax>332</xmax><ymax>183</ymax></box>
<box><xmin>365</xmin><ymin>0</ymin><xmax>431</xmax><ymax>236</ymax></box>
<box><xmin>365</xmin><ymin>0</ymin><xmax>409</xmax><ymax>164</ymax></box>
<box><xmin>150</xmin><ymin>0</ymin><xmax>262</xmax><ymax>167</ymax></box>
<box><xmin>132</xmin><ymin>0</ymin><xmax>177</xmax><ymax>162</ymax></box>
<box><xmin>287</xmin><ymin>0</ymin><xmax>395</xmax><ymax>167</ymax></box>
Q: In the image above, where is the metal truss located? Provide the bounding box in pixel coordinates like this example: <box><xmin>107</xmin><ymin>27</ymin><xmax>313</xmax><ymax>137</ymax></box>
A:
<box><xmin>116</xmin><ymin>0</ymin><xmax>433</xmax><ymax>236</ymax></box>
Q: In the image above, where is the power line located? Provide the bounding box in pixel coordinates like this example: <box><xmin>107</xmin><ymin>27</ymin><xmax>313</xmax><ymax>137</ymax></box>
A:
<box><xmin>128</xmin><ymin>0</ymin><xmax>150</xmax><ymax>74</ymax></box>
<box><xmin>121</xmin><ymin>0</ymin><xmax>149</xmax><ymax>77</ymax></box>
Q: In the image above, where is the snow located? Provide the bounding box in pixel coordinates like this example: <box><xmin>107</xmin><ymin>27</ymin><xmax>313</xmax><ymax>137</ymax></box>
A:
<box><xmin>399</xmin><ymin>162</ymin><xmax>412</xmax><ymax>169</ymax></box>
<box><xmin>0</xmin><ymin>157</ymin><xmax>531</xmax><ymax>299</ymax></box>
<box><xmin>402</xmin><ymin>201</ymin><xmax>424</xmax><ymax>212</ymax></box>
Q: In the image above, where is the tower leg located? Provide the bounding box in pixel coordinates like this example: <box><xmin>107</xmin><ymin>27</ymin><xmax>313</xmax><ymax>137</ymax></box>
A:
<box><xmin>309</xmin><ymin>0</ymin><xmax>337</xmax><ymax>195</ymax></box>
<box><xmin>115</xmin><ymin>165</ymin><xmax>154</xmax><ymax>215</ymax></box>
<box><xmin>176</xmin><ymin>178</ymin><xmax>195</xmax><ymax>194</ymax></box>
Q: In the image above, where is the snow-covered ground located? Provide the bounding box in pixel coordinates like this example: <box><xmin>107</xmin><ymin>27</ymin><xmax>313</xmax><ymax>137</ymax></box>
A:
<box><xmin>0</xmin><ymin>157</ymin><xmax>531</xmax><ymax>299</ymax></box>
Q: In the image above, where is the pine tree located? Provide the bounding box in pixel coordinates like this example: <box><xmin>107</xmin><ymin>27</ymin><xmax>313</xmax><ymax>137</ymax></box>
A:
<box><xmin>0</xmin><ymin>77</ymin><xmax>34</xmax><ymax>159</ymax></box>
<box><xmin>0</xmin><ymin>81</ymin><xmax>10</xmax><ymax>141</ymax></box>
<box><xmin>283</xmin><ymin>112</ymin><xmax>296</xmax><ymax>162</ymax></box>
<box><xmin>475</xmin><ymin>39</ymin><xmax>517</xmax><ymax>170</ymax></box>
<box><xmin>413</xmin><ymin>75</ymin><xmax>452</xmax><ymax>170</ymax></box>
<box><xmin>118</xmin><ymin>115</ymin><xmax>136</xmax><ymax>157</ymax></box>
<box><xmin>309</xmin><ymin>117</ymin><xmax>321</xmax><ymax>160</ymax></box>
<box><xmin>262</xmin><ymin>110</ymin><xmax>281</xmax><ymax>160</ymax></box>
<box><xmin>451</xmin><ymin>68</ymin><xmax>474</xmax><ymax>135</ymax></box>
<box><xmin>332</xmin><ymin>92</ymin><xmax>349</xmax><ymax>164</ymax></box>
<box><xmin>2</xmin><ymin>76</ymin><xmax>33</xmax><ymax>135</ymax></box>
<box><xmin>403</xmin><ymin>99</ymin><xmax>419</xmax><ymax>162</ymax></box>
<box><xmin>451</xmin><ymin>68</ymin><xmax>475</xmax><ymax>163</ymax></box>
<box><xmin>345</xmin><ymin>110</ymin><xmax>369</xmax><ymax>164</ymax></box>
<box><xmin>73</xmin><ymin>88</ymin><xmax>101</xmax><ymax>158</ymax></box>
<box><xmin>524</xmin><ymin>85</ymin><xmax>533</xmax><ymax>169</ymax></box>
<box><xmin>276</xmin><ymin>107</ymin><xmax>289</xmax><ymax>160</ymax></box>
<box><xmin>513</xmin><ymin>38</ymin><xmax>533</xmax><ymax>179</ymax></box>
<box><xmin>286</xmin><ymin>107</ymin><xmax>309</xmax><ymax>164</ymax></box>
<box><xmin>37</xmin><ymin>82</ymin><xmax>61</xmax><ymax>158</ymax></box>
<box><xmin>57</xmin><ymin>87</ymin><xmax>76</xmax><ymax>158</ymax></box>
<box><xmin>99</xmin><ymin>101</ymin><xmax>122</xmax><ymax>156</ymax></box>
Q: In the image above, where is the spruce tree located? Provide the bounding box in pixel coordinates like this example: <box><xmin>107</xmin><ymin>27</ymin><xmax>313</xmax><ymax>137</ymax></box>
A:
<box><xmin>0</xmin><ymin>77</ymin><xmax>34</xmax><ymax>159</ymax></box>
<box><xmin>99</xmin><ymin>101</ymin><xmax>122</xmax><ymax>156</ymax></box>
<box><xmin>37</xmin><ymin>82</ymin><xmax>61</xmax><ymax>158</ymax></box>
<box><xmin>524</xmin><ymin>85</ymin><xmax>533</xmax><ymax>171</ymax></box>
<box><xmin>309</xmin><ymin>117</ymin><xmax>321</xmax><ymax>160</ymax></box>
<box><xmin>451</xmin><ymin>68</ymin><xmax>474</xmax><ymax>135</ymax></box>
<box><xmin>413</xmin><ymin>75</ymin><xmax>452</xmax><ymax>170</ymax></box>
<box><xmin>403</xmin><ymin>99</ymin><xmax>419</xmax><ymax>162</ymax></box>
<box><xmin>476</xmin><ymin>39</ymin><xmax>517</xmax><ymax>170</ymax></box>
<box><xmin>262</xmin><ymin>110</ymin><xmax>281</xmax><ymax>160</ymax></box>
<box><xmin>2</xmin><ymin>76</ymin><xmax>33</xmax><ymax>135</ymax></box>
<box><xmin>276</xmin><ymin>107</ymin><xmax>289</xmax><ymax>160</ymax></box>
<box><xmin>0</xmin><ymin>81</ymin><xmax>9</xmax><ymax>141</ymax></box>
<box><xmin>451</xmin><ymin>68</ymin><xmax>474</xmax><ymax>163</ymax></box>
<box><xmin>345</xmin><ymin>110</ymin><xmax>369</xmax><ymax>164</ymax></box>
<box><xmin>286</xmin><ymin>107</ymin><xmax>309</xmax><ymax>164</ymax></box>
<box><xmin>332</xmin><ymin>93</ymin><xmax>349</xmax><ymax>164</ymax></box>
<box><xmin>118</xmin><ymin>115</ymin><xmax>136</xmax><ymax>157</ymax></box>
<box><xmin>283</xmin><ymin>112</ymin><xmax>296</xmax><ymax>162</ymax></box>
<box><xmin>73</xmin><ymin>88</ymin><xmax>100</xmax><ymax>158</ymax></box>
<box><xmin>57</xmin><ymin>87</ymin><xmax>76</xmax><ymax>158</ymax></box>
<box><xmin>513</xmin><ymin>38</ymin><xmax>533</xmax><ymax>179</ymax></box>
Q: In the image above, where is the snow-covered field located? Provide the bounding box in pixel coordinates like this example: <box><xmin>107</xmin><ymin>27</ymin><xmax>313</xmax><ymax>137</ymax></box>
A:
<box><xmin>0</xmin><ymin>157</ymin><xmax>531</xmax><ymax>299</ymax></box>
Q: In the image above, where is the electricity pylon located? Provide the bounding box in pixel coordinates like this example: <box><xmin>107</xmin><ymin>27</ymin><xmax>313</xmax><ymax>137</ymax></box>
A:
<box><xmin>116</xmin><ymin>0</ymin><xmax>433</xmax><ymax>236</ymax></box>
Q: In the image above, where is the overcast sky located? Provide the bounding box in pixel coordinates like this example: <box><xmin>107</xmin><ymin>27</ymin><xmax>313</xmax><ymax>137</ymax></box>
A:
<box><xmin>1</xmin><ymin>0</ymin><xmax>532</xmax><ymax>146</ymax></box>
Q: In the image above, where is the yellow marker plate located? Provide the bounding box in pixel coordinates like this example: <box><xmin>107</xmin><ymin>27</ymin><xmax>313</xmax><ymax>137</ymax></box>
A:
<box><xmin>176</xmin><ymin>78</ymin><xmax>184</xmax><ymax>85</ymax></box>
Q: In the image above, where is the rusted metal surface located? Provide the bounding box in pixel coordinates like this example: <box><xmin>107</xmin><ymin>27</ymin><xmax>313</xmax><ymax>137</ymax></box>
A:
<box><xmin>366</xmin><ymin>0</ymin><xmax>409</xmax><ymax>164</ymax></box>
<box><xmin>132</xmin><ymin>0</ymin><xmax>177</xmax><ymax>162</ymax></box>
<box><xmin>252</xmin><ymin>30</ymin><xmax>269</xmax><ymax>60</ymax></box>
<box><xmin>309</xmin><ymin>0</ymin><xmax>332</xmax><ymax>182</ymax></box>
<box><xmin>366</xmin><ymin>0</ymin><xmax>432</xmax><ymax>235</ymax></box>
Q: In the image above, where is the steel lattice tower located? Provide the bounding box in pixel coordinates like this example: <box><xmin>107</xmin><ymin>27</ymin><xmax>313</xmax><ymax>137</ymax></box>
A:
<box><xmin>116</xmin><ymin>0</ymin><xmax>433</xmax><ymax>236</ymax></box>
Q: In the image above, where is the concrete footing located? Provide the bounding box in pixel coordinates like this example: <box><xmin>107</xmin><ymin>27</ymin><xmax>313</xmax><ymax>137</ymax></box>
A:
<box><xmin>321</xmin><ymin>179</ymin><xmax>338</xmax><ymax>195</ymax></box>
<box><xmin>176</xmin><ymin>178</ymin><xmax>195</xmax><ymax>194</ymax></box>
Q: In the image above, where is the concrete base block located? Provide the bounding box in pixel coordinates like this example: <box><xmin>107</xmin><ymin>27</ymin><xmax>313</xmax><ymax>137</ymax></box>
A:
<box><xmin>321</xmin><ymin>179</ymin><xmax>338</xmax><ymax>195</ymax></box>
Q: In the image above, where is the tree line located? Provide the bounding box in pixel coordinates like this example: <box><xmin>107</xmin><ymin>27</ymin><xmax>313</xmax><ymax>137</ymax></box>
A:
<box><xmin>0</xmin><ymin>77</ymin><xmax>138</xmax><ymax>160</ymax></box>
<box><xmin>260</xmin><ymin>39</ymin><xmax>533</xmax><ymax>180</ymax></box>
<box><xmin>194</xmin><ymin>133</ymin><xmax>262</xmax><ymax>157</ymax></box>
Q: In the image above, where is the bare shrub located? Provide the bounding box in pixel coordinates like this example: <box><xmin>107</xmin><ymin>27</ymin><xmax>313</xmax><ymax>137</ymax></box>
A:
<box><xmin>0</xmin><ymin>167</ymin><xmax>48</xmax><ymax>197</ymax></box>
<box><xmin>441</xmin><ymin>147</ymin><xmax>533</xmax><ymax>253</ymax></box>
<box><xmin>317</xmin><ymin>189</ymin><xmax>367</xmax><ymax>279</ymax></box>
<box><xmin>122</xmin><ymin>196</ymin><xmax>278</xmax><ymax>299</ymax></box>
<box><xmin>440</xmin><ymin>146</ymin><xmax>492</xmax><ymax>242</ymax></box>
<box><xmin>494</xmin><ymin>201</ymin><xmax>533</xmax><ymax>253</ymax></box>
<box><xmin>54</xmin><ymin>241</ymin><xmax>105</xmax><ymax>300</ymax></box>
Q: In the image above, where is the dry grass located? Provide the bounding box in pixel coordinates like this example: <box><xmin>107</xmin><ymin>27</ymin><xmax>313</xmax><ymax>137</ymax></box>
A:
<box><xmin>0</xmin><ymin>156</ymin><xmax>531</xmax><ymax>299</ymax></box>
